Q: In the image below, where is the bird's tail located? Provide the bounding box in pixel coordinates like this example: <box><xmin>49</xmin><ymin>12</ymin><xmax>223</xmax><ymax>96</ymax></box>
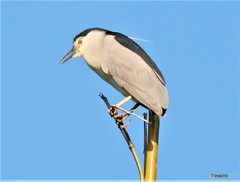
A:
<box><xmin>161</xmin><ymin>108</ymin><xmax>167</xmax><ymax>116</ymax></box>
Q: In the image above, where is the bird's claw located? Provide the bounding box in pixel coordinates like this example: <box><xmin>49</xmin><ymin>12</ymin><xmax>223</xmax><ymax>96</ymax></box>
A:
<box><xmin>116</xmin><ymin>118</ymin><xmax>130</xmax><ymax>129</ymax></box>
<box><xmin>107</xmin><ymin>105</ymin><xmax>131</xmax><ymax>128</ymax></box>
<box><xmin>108</xmin><ymin>106</ymin><xmax>118</xmax><ymax>117</ymax></box>
<box><xmin>113</xmin><ymin>113</ymin><xmax>123</xmax><ymax>120</ymax></box>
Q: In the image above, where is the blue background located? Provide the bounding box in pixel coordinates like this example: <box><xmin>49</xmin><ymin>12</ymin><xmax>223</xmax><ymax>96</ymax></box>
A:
<box><xmin>1</xmin><ymin>1</ymin><xmax>239</xmax><ymax>180</ymax></box>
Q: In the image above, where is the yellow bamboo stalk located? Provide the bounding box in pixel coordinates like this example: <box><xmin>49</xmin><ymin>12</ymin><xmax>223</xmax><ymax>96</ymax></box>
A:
<box><xmin>144</xmin><ymin>112</ymin><xmax>160</xmax><ymax>182</ymax></box>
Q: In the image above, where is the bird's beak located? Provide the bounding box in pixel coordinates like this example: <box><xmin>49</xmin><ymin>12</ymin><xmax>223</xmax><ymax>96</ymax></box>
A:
<box><xmin>60</xmin><ymin>48</ymin><xmax>76</xmax><ymax>64</ymax></box>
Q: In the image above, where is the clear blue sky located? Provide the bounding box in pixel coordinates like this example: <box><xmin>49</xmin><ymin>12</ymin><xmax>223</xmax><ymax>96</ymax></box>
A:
<box><xmin>1</xmin><ymin>1</ymin><xmax>239</xmax><ymax>181</ymax></box>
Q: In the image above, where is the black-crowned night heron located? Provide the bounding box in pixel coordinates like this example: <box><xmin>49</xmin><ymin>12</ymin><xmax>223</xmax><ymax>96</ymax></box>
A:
<box><xmin>60</xmin><ymin>28</ymin><xmax>169</xmax><ymax>117</ymax></box>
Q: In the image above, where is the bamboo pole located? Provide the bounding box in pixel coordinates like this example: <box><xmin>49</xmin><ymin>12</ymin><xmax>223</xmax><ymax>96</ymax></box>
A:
<box><xmin>144</xmin><ymin>112</ymin><xmax>160</xmax><ymax>182</ymax></box>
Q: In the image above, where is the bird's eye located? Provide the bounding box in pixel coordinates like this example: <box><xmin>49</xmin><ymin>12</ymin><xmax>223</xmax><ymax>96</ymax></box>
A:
<box><xmin>73</xmin><ymin>37</ymin><xmax>77</xmax><ymax>42</ymax></box>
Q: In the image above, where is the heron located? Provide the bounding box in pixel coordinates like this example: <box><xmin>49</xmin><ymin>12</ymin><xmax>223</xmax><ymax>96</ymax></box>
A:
<box><xmin>60</xmin><ymin>28</ymin><xmax>169</xmax><ymax>118</ymax></box>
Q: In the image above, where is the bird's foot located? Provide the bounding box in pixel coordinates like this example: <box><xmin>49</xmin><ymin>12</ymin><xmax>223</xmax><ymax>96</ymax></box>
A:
<box><xmin>115</xmin><ymin>117</ymin><xmax>131</xmax><ymax>129</ymax></box>
<box><xmin>108</xmin><ymin>106</ymin><xmax>131</xmax><ymax>128</ymax></box>
<box><xmin>108</xmin><ymin>105</ymin><xmax>118</xmax><ymax>117</ymax></box>
<box><xmin>109</xmin><ymin>106</ymin><xmax>130</xmax><ymax>121</ymax></box>
<box><xmin>117</xmin><ymin>122</ymin><xmax>130</xmax><ymax>129</ymax></box>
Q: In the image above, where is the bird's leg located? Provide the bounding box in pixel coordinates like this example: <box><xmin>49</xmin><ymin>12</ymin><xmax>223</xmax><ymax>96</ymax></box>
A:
<box><xmin>115</xmin><ymin>96</ymin><xmax>133</xmax><ymax>108</ymax></box>
<box><xmin>99</xmin><ymin>93</ymin><xmax>128</xmax><ymax>127</ymax></box>
<box><xmin>102</xmin><ymin>94</ymin><xmax>137</xmax><ymax>127</ymax></box>
<box><xmin>114</xmin><ymin>106</ymin><xmax>150</xmax><ymax>124</ymax></box>
<box><xmin>100</xmin><ymin>93</ymin><xmax>149</xmax><ymax>124</ymax></box>
<box><xmin>108</xmin><ymin>96</ymin><xmax>132</xmax><ymax>119</ymax></box>
<box><xmin>121</xmin><ymin>103</ymin><xmax>140</xmax><ymax>121</ymax></box>
<box><xmin>114</xmin><ymin>103</ymin><xmax>140</xmax><ymax>129</ymax></box>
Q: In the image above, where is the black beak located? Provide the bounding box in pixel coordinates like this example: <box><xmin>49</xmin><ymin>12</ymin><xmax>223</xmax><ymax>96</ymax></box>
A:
<box><xmin>60</xmin><ymin>48</ymin><xmax>76</xmax><ymax>64</ymax></box>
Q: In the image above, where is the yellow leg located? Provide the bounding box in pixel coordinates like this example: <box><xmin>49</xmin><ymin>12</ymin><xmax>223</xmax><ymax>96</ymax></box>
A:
<box><xmin>115</xmin><ymin>95</ymin><xmax>132</xmax><ymax>108</ymax></box>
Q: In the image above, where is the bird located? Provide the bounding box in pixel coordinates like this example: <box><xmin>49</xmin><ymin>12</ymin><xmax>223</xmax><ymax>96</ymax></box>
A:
<box><xmin>60</xmin><ymin>28</ymin><xmax>169</xmax><ymax>117</ymax></box>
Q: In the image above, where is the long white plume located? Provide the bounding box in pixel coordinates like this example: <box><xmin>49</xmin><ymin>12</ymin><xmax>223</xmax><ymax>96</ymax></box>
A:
<box><xmin>128</xmin><ymin>36</ymin><xmax>155</xmax><ymax>43</ymax></box>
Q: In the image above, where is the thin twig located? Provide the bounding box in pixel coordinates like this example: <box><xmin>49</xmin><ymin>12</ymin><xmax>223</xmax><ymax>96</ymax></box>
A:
<box><xmin>99</xmin><ymin>93</ymin><xmax>144</xmax><ymax>182</ymax></box>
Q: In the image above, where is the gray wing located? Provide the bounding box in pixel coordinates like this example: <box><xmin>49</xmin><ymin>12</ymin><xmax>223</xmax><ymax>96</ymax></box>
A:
<box><xmin>101</xmin><ymin>35</ymin><xmax>169</xmax><ymax>116</ymax></box>
<box><xmin>106</xmin><ymin>31</ymin><xmax>166</xmax><ymax>85</ymax></box>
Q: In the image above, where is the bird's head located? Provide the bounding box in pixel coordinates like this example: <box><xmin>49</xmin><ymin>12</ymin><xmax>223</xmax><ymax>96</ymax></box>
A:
<box><xmin>60</xmin><ymin>28</ymin><xmax>106</xmax><ymax>64</ymax></box>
